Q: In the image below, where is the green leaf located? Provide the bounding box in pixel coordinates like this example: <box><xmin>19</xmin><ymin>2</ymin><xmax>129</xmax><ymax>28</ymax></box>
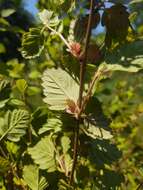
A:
<box><xmin>0</xmin><ymin>75</ymin><xmax>9</xmax><ymax>91</ymax></box>
<box><xmin>129</xmin><ymin>0</ymin><xmax>143</xmax><ymax>4</ymax></box>
<box><xmin>39</xmin><ymin>9</ymin><xmax>60</xmax><ymax>27</ymax></box>
<box><xmin>61</xmin><ymin>136</ymin><xmax>71</xmax><ymax>154</ymax></box>
<box><xmin>5</xmin><ymin>141</ymin><xmax>19</xmax><ymax>155</ymax></box>
<box><xmin>23</xmin><ymin>165</ymin><xmax>48</xmax><ymax>190</ymax></box>
<box><xmin>20</xmin><ymin>28</ymin><xmax>44</xmax><ymax>59</ymax></box>
<box><xmin>16</xmin><ymin>79</ymin><xmax>28</xmax><ymax>94</ymax></box>
<box><xmin>7</xmin><ymin>59</ymin><xmax>25</xmax><ymax>78</ymax></box>
<box><xmin>82</xmin><ymin>116</ymin><xmax>113</xmax><ymax>140</ymax></box>
<box><xmin>27</xmin><ymin>86</ymin><xmax>41</xmax><ymax>96</ymax></box>
<box><xmin>0</xmin><ymin>109</ymin><xmax>30</xmax><ymax>142</ymax></box>
<box><xmin>0</xmin><ymin>99</ymin><xmax>9</xmax><ymax>109</ymax></box>
<box><xmin>0</xmin><ymin>43</ymin><xmax>6</xmax><ymax>53</ymax></box>
<box><xmin>1</xmin><ymin>9</ymin><xmax>16</xmax><ymax>18</ymax></box>
<box><xmin>8</xmin><ymin>99</ymin><xmax>25</xmax><ymax>107</ymax></box>
<box><xmin>42</xmin><ymin>68</ymin><xmax>79</xmax><ymax>110</ymax></box>
<box><xmin>104</xmin><ymin>41</ymin><xmax>143</xmax><ymax>72</ymax></box>
<box><xmin>28</xmin><ymin>136</ymin><xmax>56</xmax><ymax>172</ymax></box>
<box><xmin>38</xmin><ymin>117</ymin><xmax>62</xmax><ymax>135</ymax></box>
<box><xmin>0</xmin><ymin>156</ymin><xmax>10</xmax><ymax>174</ymax></box>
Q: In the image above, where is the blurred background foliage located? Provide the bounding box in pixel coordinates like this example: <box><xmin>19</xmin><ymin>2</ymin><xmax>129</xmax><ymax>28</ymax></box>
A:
<box><xmin>0</xmin><ymin>0</ymin><xmax>143</xmax><ymax>189</ymax></box>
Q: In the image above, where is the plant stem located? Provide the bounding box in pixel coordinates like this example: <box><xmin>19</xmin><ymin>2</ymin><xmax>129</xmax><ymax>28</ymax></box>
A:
<box><xmin>81</xmin><ymin>66</ymin><xmax>108</xmax><ymax>113</ymax></box>
<box><xmin>46</xmin><ymin>25</ymin><xmax>71</xmax><ymax>50</ymax></box>
<box><xmin>69</xmin><ymin>0</ymin><xmax>95</xmax><ymax>185</ymax></box>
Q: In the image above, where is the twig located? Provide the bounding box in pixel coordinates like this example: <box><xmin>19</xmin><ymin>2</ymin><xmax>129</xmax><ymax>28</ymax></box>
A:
<box><xmin>0</xmin><ymin>145</ymin><xmax>7</xmax><ymax>159</ymax></box>
<box><xmin>81</xmin><ymin>66</ymin><xmax>108</xmax><ymax>113</ymax></box>
<box><xmin>136</xmin><ymin>183</ymin><xmax>143</xmax><ymax>190</ymax></box>
<box><xmin>69</xmin><ymin>0</ymin><xmax>95</xmax><ymax>185</ymax></box>
<box><xmin>44</xmin><ymin>25</ymin><xmax>71</xmax><ymax>50</ymax></box>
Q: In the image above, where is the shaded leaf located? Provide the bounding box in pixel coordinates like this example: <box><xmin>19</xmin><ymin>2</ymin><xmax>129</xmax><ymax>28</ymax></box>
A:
<box><xmin>0</xmin><ymin>75</ymin><xmax>9</xmax><ymax>92</ymax></box>
<box><xmin>0</xmin><ymin>156</ymin><xmax>10</xmax><ymax>174</ymax></box>
<box><xmin>20</xmin><ymin>28</ymin><xmax>44</xmax><ymax>59</ymax></box>
<box><xmin>82</xmin><ymin>116</ymin><xmax>113</xmax><ymax>140</ymax></box>
<box><xmin>104</xmin><ymin>41</ymin><xmax>143</xmax><ymax>72</ymax></box>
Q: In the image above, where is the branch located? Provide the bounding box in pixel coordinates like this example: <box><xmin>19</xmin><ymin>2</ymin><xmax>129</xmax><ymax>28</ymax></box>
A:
<box><xmin>78</xmin><ymin>0</ymin><xmax>95</xmax><ymax>110</ymax></box>
<box><xmin>81</xmin><ymin>66</ymin><xmax>108</xmax><ymax>113</ymax></box>
<box><xmin>69</xmin><ymin>0</ymin><xmax>95</xmax><ymax>185</ymax></box>
<box><xmin>44</xmin><ymin>25</ymin><xmax>71</xmax><ymax>50</ymax></box>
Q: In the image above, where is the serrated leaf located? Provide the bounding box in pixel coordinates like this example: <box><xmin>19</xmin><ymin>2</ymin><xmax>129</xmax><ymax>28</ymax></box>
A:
<box><xmin>104</xmin><ymin>41</ymin><xmax>143</xmax><ymax>72</ymax></box>
<box><xmin>0</xmin><ymin>109</ymin><xmax>30</xmax><ymax>142</ymax></box>
<box><xmin>82</xmin><ymin>116</ymin><xmax>113</xmax><ymax>140</ymax></box>
<box><xmin>21</xmin><ymin>28</ymin><xmax>44</xmax><ymax>59</ymax></box>
<box><xmin>28</xmin><ymin>136</ymin><xmax>56</xmax><ymax>172</ymax></box>
<box><xmin>38</xmin><ymin>117</ymin><xmax>62</xmax><ymax>134</ymax></box>
<box><xmin>23</xmin><ymin>165</ymin><xmax>48</xmax><ymax>190</ymax></box>
<box><xmin>42</xmin><ymin>68</ymin><xmax>79</xmax><ymax>110</ymax></box>
<box><xmin>39</xmin><ymin>9</ymin><xmax>60</xmax><ymax>27</ymax></box>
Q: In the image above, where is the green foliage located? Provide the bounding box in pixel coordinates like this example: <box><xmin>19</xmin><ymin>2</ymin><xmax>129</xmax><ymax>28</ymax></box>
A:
<box><xmin>23</xmin><ymin>165</ymin><xmax>48</xmax><ymax>190</ymax></box>
<box><xmin>28</xmin><ymin>136</ymin><xmax>56</xmax><ymax>171</ymax></box>
<box><xmin>0</xmin><ymin>109</ymin><xmax>30</xmax><ymax>142</ymax></box>
<box><xmin>0</xmin><ymin>0</ymin><xmax>143</xmax><ymax>189</ymax></box>
<box><xmin>42</xmin><ymin>68</ymin><xmax>79</xmax><ymax>110</ymax></box>
<box><xmin>20</xmin><ymin>28</ymin><xmax>44</xmax><ymax>59</ymax></box>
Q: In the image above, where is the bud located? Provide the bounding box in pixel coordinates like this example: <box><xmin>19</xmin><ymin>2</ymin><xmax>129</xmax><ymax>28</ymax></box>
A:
<box><xmin>69</xmin><ymin>42</ymin><xmax>82</xmax><ymax>58</ymax></box>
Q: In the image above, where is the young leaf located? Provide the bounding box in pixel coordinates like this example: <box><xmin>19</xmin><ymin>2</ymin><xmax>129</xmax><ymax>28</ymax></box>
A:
<box><xmin>0</xmin><ymin>109</ymin><xmax>30</xmax><ymax>142</ymax></box>
<box><xmin>42</xmin><ymin>68</ymin><xmax>79</xmax><ymax>110</ymax></box>
<box><xmin>16</xmin><ymin>79</ymin><xmax>28</xmax><ymax>94</ymax></box>
<box><xmin>28</xmin><ymin>136</ymin><xmax>56</xmax><ymax>172</ymax></box>
<box><xmin>20</xmin><ymin>28</ymin><xmax>44</xmax><ymax>59</ymax></box>
<box><xmin>23</xmin><ymin>165</ymin><xmax>48</xmax><ymax>190</ymax></box>
<box><xmin>39</xmin><ymin>9</ymin><xmax>59</xmax><ymax>27</ymax></box>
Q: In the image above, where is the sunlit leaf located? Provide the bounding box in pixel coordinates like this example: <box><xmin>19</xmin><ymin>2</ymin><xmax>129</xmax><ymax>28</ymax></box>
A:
<box><xmin>42</xmin><ymin>68</ymin><xmax>79</xmax><ymax>110</ymax></box>
<box><xmin>28</xmin><ymin>136</ymin><xmax>56</xmax><ymax>172</ymax></box>
<box><xmin>23</xmin><ymin>165</ymin><xmax>48</xmax><ymax>190</ymax></box>
<box><xmin>0</xmin><ymin>109</ymin><xmax>30</xmax><ymax>142</ymax></box>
